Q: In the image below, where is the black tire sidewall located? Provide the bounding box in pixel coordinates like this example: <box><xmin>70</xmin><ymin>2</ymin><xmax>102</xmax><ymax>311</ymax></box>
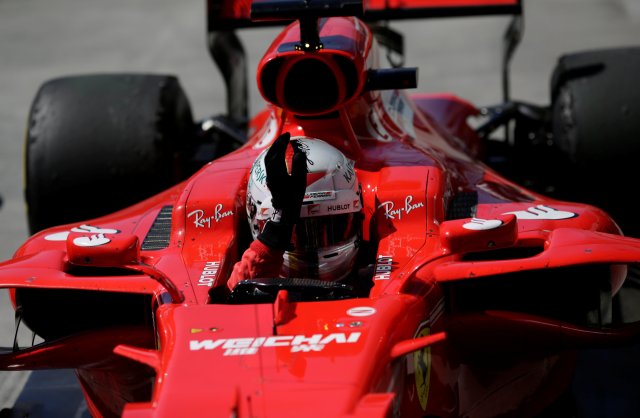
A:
<box><xmin>25</xmin><ymin>74</ymin><xmax>194</xmax><ymax>233</ymax></box>
<box><xmin>551</xmin><ymin>48</ymin><xmax>640</xmax><ymax>236</ymax></box>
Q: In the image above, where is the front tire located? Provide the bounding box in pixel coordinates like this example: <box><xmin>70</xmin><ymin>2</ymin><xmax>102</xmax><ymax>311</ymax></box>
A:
<box><xmin>25</xmin><ymin>74</ymin><xmax>195</xmax><ymax>233</ymax></box>
<box><xmin>551</xmin><ymin>47</ymin><xmax>640</xmax><ymax>236</ymax></box>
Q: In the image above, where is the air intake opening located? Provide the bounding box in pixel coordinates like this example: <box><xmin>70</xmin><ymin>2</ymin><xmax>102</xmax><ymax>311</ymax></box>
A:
<box><xmin>281</xmin><ymin>58</ymin><xmax>340</xmax><ymax>114</ymax></box>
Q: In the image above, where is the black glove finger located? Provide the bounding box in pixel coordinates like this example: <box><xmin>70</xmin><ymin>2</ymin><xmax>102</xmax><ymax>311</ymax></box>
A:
<box><xmin>290</xmin><ymin>141</ymin><xmax>308</xmax><ymax>204</ymax></box>
<box><xmin>265</xmin><ymin>133</ymin><xmax>290</xmax><ymax>184</ymax></box>
<box><xmin>265</xmin><ymin>132</ymin><xmax>291</xmax><ymax>211</ymax></box>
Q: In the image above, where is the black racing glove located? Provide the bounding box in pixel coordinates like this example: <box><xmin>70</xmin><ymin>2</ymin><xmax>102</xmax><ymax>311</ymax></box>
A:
<box><xmin>258</xmin><ymin>133</ymin><xmax>307</xmax><ymax>250</ymax></box>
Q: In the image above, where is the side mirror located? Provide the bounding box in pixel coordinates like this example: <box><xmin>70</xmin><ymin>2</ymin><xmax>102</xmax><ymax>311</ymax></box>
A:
<box><xmin>440</xmin><ymin>214</ymin><xmax>518</xmax><ymax>255</ymax></box>
<box><xmin>66</xmin><ymin>230</ymin><xmax>140</xmax><ymax>267</ymax></box>
<box><xmin>65</xmin><ymin>230</ymin><xmax>184</xmax><ymax>303</ymax></box>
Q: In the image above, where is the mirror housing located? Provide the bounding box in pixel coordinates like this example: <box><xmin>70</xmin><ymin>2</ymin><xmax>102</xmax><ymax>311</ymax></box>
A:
<box><xmin>440</xmin><ymin>214</ymin><xmax>518</xmax><ymax>255</ymax></box>
<box><xmin>66</xmin><ymin>231</ymin><xmax>140</xmax><ymax>267</ymax></box>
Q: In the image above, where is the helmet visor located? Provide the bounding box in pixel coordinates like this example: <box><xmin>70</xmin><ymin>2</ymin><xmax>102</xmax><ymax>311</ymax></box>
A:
<box><xmin>292</xmin><ymin>213</ymin><xmax>358</xmax><ymax>252</ymax></box>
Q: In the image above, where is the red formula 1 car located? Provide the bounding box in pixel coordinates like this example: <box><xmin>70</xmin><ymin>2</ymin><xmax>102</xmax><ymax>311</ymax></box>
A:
<box><xmin>3</xmin><ymin>0</ymin><xmax>640</xmax><ymax>417</ymax></box>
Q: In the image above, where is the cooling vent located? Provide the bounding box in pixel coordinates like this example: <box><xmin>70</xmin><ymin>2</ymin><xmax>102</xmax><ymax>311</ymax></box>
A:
<box><xmin>141</xmin><ymin>205</ymin><xmax>173</xmax><ymax>251</ymax></box>
<box><xmin>446</xmin><ymin>191</ymin><xmax>478</xmax><ymax>220</ymax></box>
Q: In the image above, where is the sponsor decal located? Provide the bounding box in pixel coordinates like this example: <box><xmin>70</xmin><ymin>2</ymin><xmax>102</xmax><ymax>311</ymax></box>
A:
<box><xmin>197</xmin><ymin>244</ymin><xmax>216</xmax><ymax>260</ymax></box>
<box><xmin>304</xmin><ymin>191</ymin><xmax>335</xmax><ymax>201</ymax></box>
<box><xmin>293</xmin><ymin>140</ymin><xmax>318</xmax><ymax>170</ymax></box>
<box><xmin>190</xmin><ymin>332</ymin><xmax>361</xmax><ymax>356</ymax></box>
<box><xmin>73</xmin><ymin>234</ymin><xmax>111</xmax><ymax>247</ymax></box>
<box><xmin>503</xmin><ymin>205</ymin><xmax>576</xmax><ymax>220</ymax></box>
<box><xmin>353</xmin><ymin>199</ymin><xmax>360</xmax><ymax>209</ymax></box>
<box><xmin>413</xmin><ymin>327</ymin><xmax>432</xmax><ymax>411</ymax></box>
<box><xmin>295</xmin><ymin>140</ymin><xmax>313</xmax><ymax>166</ymax></box>
<box><xmin>191</xmin><ymin>327</ymin><xmax>221</xmax><ymax>334</ymax></box>
<box><xmin>45</xmin><ymin>224</ymin><xmax>119</xmax><ymax>242</ymax></box>
<box><xmin>188</xmin><ymin>205</ymin><xmax>234</xmax><ymax>228</ymax></box>
<box><xmin>373</xmin><ymin>255</ymin><xmax>393</xmax><ymax>280</ymax></box>
<box><xmin>328</xmin><ymin>203</ymin><xmax>350</xmax><ymax>212</ymax></box>
<box><xmin>462</xmin><ymin>218</ymin><xmax>503</xmax><ymax>231</ymax></box>
<box><xmin>378</xmin><ymin>195</ymin><xmax>425</xmax><ymax>220</ymax></box>
<box><xmin>251</xmin><ymin>158</ymin><xmax>267</xmax><ymax>185</ymax></box>
<box><xmin>197</xmin><ymin>261</ymin><xmax>221</xmax><ymax>287</ymax></box>
<box><xmin>346</xmin><ymin>307</ymin><xmax>376</xmax><ymax>317</ymax></box>
<box><xmin>343</xmin><ymin>160</ymin><xmax>355</xmax><ymax>183</ymax></box>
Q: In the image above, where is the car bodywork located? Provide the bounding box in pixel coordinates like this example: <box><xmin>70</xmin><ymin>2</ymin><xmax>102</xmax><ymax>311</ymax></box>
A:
<box><xmin>1</xmin><ymin>1</ymin><xmax>640</xmax><ymax>417</ymax></box>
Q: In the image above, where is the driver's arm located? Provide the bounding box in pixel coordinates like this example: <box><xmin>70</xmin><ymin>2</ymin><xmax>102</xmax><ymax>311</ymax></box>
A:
<box><xmin>226</xmin><ymin>240</ymin><xmax>284</xmax><ymax>290</ymax></box>
<box><xmin>226</xmin><ymin>133</ymin><xmax>306</xmax><ymax>291</ymax></box>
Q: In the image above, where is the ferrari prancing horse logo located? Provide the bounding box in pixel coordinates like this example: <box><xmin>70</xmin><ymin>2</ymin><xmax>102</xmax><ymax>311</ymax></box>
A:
<box><xmin>413</xmin><ymin>327</ymin><xmax>432</xmax><ymax>411</ymax></box>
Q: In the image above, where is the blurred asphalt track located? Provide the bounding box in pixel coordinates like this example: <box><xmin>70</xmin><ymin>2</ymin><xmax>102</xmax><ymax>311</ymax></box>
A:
<box><xmin>1</xmin><ymin>0</ymin><xmax>640</xmax><ymax>416</ymax></box>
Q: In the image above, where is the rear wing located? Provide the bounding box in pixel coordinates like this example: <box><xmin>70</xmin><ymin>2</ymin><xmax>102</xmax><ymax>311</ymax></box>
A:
<box><xmin>207</xmin><ymin>0</ymin><xmax>521</xmax><ymax>31</ymax></box>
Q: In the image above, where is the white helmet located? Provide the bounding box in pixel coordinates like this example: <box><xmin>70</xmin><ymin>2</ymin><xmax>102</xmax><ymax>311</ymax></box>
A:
<box><xmin>247</xmin><ymin>137</ymin><xmax>362</xmax><ymax>281</ymax></box>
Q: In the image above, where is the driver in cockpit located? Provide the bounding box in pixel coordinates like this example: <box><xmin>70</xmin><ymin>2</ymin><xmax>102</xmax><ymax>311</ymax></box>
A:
<box><xmin>226</xmin><ymin>133</ymin><xmax>368</xmax><ymax>291</ymax></box>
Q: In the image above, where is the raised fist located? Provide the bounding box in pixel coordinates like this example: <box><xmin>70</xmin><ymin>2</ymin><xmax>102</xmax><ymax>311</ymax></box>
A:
<box><xmin>258</xmin><ymin>133</ymin><xmax>308</xmax><ymax>250</ymax></box>
<box><xmin>264</xmin><ymin>132</ymin><xmax>307</xmax><ymax>225</ymax></box>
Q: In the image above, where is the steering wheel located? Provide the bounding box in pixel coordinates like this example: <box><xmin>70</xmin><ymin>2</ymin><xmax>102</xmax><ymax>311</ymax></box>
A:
<box><xmin>227</xmin><ymin>277</ymin><xmax>357</xmax><ymax>304</ymax></box>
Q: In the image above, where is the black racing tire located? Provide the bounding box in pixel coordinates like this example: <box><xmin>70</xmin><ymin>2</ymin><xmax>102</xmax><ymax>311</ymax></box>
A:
<box><xmin>551</xmin><ymin>47</ymin><xmax>640</xmax><ymax>236</ymax></box>
<box><xmin>25</xmin><ymin>74</ymin><xmax>195</xmax><ymax>234</ymax></box>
